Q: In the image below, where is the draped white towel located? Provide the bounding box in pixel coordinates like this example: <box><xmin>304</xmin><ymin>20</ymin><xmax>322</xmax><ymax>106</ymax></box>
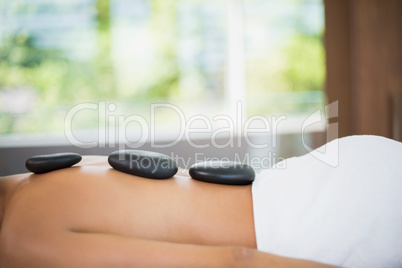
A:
<box><xmin>252</xmin><ymin>135</ymin><xmax>402</xmax><ymax>267</ymax></box>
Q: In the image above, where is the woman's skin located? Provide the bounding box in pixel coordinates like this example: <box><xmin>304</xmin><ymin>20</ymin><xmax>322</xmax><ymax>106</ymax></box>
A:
<box><xmin>0</xmin><ymin>156</ymin><xmax>336</xmax><ymax>268</ymax></box>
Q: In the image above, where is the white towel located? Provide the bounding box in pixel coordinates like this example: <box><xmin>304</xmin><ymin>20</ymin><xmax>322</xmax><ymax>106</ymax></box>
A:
<box><xmin>252</xmin><ymin>135</ymin><xmax>402</xmax><ymax>267</ymax></box>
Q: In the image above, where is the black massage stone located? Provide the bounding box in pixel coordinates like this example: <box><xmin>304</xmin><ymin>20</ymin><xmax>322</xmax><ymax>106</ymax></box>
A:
<box><xmin>25</xmin><ymin>153</ymin><xmax>82</xmax><ymax>174</ymax></box>
<box><xmin>189</xmin><ymin>161</ymin><xmax>255</xmax><ymax>185</ymax></box>
<box><xmin>108</xmin><ymin>150</ymin><xmax>178</xmax><ymax>179</ymax></box>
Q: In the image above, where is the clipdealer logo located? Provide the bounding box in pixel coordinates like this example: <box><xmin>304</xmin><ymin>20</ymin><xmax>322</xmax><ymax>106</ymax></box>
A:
<box><xmin>301</xmin><ymin>101</ymin><xmax>339</xmax><ymax>167</ymax></box>
<box><xmin>64</xmin><ymin>101</ymin><xmax>338</xmax><ymax>168</ymax></box>
<box><xmin>64</xmin><ymin>101</ymin><xmax>286</xmax><ymax>151</ymax></box>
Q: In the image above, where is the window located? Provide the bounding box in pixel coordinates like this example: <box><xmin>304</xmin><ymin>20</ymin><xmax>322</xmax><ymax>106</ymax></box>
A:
<box><xmin>0</xmin><ymin>0</ymin><xmax>325</xmax><ymax>139</ymax></box>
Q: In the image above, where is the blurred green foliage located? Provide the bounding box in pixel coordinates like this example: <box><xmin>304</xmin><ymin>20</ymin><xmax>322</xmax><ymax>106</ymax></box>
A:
<box><xmin>141</xmin><ymin>0</ymin><xmax>179</xmax><ymax>99</ymax></box>
<box><xmin>246</xmin><ymin>30</ymin><xmax>325</xmax><ymax>115</ymax></box>
<box><xmin>283</xmin><ymin>33</ymin><xmax>325</xmax><ymax>92</ymax></box>
<box><xmin>0</xmin><ymin>35</ymin><xmax>57</xmax><ymax>67</ymax></box>
<box><xmin>0</xmin><ymin>0</ymin><xmax>324</xmax><ymax>135</ymax></box>
<box><xmin>0</xmin><ymin>0</ymin><xmax>180</xmax><ymax>134</ymax></box>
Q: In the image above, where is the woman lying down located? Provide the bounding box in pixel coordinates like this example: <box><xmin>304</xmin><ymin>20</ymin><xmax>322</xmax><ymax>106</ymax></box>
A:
<box><xmin>0</xmin><ymin>135</ymin><xmax>401</xmax><ymax>268</ymax></box>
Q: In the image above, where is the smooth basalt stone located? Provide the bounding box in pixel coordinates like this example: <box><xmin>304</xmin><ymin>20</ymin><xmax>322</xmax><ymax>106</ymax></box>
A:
<box><xmin>108</xmin><ymin>150</ymin><xmax>178</xmax><ymax>179</ymax></box>
<box><xmin>189</xmin><ymin>161</ymin><xmax>255</xmax><ymax>185</ymax></box>
<box><xmin>25</xmin><ymin>153</ymin><xmax>82</xmax><ymax>174</ymax></box>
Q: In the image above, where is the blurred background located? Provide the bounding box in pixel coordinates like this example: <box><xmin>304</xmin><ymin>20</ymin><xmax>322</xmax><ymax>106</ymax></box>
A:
<box><xmin>0</xmin><ymin>0</ymin><xmax>324</xmax><ymax>134</ymax></box>
<box><xmin>0</xmin><ymin>0</ymin><xmax>401</xmax><ymax>175</ymax></box>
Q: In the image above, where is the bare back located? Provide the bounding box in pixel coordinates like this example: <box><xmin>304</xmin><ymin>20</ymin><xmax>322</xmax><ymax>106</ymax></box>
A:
<box><xmin>1</xmin><ymin>156</ymin><xmax>256</xmax><ymax>252</ymax></box>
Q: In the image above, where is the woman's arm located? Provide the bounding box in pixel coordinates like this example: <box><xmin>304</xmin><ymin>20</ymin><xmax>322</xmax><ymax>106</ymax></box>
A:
<box><xmin>2</xmin><ymin>230</ymin><xmax>337</xmax><ymax>268</ymax></box>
